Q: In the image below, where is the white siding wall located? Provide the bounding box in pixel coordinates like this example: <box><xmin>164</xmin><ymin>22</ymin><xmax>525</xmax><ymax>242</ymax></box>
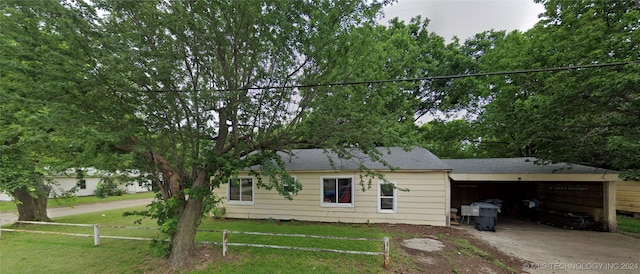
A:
<box><xmin>0</xmin><ymin>192</ymin><xmax>11</xmax><ymax>201</ymax></box>
<box><xmin>213</xmin><ymin>171</ymin><xmax>448</xmax><ymax>226</ymax></box>
<box><xmin>51</xmin><ymin>177</ymin><xmax>100</xmax><ymax>197</ymax></box>
<box><xmin>51</xmin><ymin>177</ymin><xmax>151</xmax><ymax>196</ymax></box>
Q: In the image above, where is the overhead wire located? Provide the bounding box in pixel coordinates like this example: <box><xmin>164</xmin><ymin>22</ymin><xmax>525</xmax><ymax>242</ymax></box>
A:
<box><xmin>137</xmin><ymin>60</ymin><xmax>638</xmax><ymax>93</ymax></box>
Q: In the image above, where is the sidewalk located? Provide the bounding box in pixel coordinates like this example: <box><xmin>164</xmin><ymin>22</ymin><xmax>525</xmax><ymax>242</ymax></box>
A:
<box><xmin>0</xmin><ymin>198</ymin><xmax>152</xmax><ymax>226</ymax></box>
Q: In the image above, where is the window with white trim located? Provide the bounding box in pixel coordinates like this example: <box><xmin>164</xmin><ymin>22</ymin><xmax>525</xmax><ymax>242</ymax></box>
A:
<box><xmin>321</xmin><ymin>177</ymin><xmax>353</xmax><ymax>206</ymax></box>
<box><xmin>378</xmin><ymin>182</ymin><xmax>396</xmax><ymax>213</ymax></box>
<box><xmin>77</xmin><ymin>179</ymin><xmax>87</xmax><ymax>190</ymax></box>
<box><xmin>228</xmin><ymin>177</ymin><xmax>253</xmax><ymax>205</ymax></box>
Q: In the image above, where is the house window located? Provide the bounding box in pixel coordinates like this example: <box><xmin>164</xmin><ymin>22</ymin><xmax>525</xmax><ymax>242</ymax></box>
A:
<box><xmin>228</xmin><ymin>177</ymin><xmax>253</xmax><ymax>205</ymax></box>
<box><xmin>322</xmin><ymin>177</ymin><xmax>353</xmax><ymax>206</ymax></box>
<box><xmin>77</xmin><ymin>179</ymin><xmax>87</xmax><ymax>190</ymax></box>
<box><xmin>378</xmin><ymin>182</ymin><xmax>396</xmax><ymax>213</ymax></box>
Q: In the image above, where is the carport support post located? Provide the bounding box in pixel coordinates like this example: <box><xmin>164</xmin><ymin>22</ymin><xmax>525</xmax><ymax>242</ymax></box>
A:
<box><xmin>604</xmin><ymin>181</ymin><xmax>617</xmax><ymax>232</ymax></box>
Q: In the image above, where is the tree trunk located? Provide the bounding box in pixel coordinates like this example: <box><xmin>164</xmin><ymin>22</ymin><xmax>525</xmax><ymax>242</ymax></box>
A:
<box><xmin>168</xmin><ymin>196</ymin><xmax>204</xmax><ymax>268</ymax></box>
<box><xmin>12</xmin><ymin>182</ymin><xmax>52</xmax><ymax>222</ymax></box>
<box><xmin>151</xmin><ymin>151</ymin><xmax>210</xmax><ymax>269</ymax></box>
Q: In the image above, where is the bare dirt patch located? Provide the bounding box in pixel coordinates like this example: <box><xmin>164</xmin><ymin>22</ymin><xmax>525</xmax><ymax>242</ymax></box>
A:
<box><xmin>375</xmin><ymin>223</ymin><xmax>525</xmax><ymax>273</ymax></box>
<box><xmin>136</xmin><ymin>244</ymin><xmax>245</xmax><ymax>274</ymax></box>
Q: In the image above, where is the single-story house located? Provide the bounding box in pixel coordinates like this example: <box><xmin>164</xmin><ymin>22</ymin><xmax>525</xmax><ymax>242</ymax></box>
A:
<box><xmin>213</xmin><ymin>147</ymin><xmax>453</xmax><ymax>226</ymax></box>
<box><xmin>214</xmin><ymin>147</ymin><xmax>639</xmax><ymax>231</ymax></box>
<box><xmin>0</xmin><ymin>168</ymin><xmax>152</xmax><ymax>202</ymax></box>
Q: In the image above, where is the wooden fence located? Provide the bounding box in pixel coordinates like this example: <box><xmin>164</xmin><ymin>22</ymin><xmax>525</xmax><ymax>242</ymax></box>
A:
<box><xmin>0</xmin><ymin>221</ymin><xmax>390</xmax><ymax>268</ymax></box>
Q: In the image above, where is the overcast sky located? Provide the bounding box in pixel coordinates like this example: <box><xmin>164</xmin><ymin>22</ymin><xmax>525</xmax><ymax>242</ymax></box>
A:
<box><xmin>380</xmin><ymin>0</ymin><xmax>546</xmax><ymax>42</ymax></box>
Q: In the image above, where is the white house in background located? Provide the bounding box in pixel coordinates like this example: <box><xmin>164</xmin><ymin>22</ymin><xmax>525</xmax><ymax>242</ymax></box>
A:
<box><xmin>0</xmin><ymin>168</ymin><xmax>152</xmax><ymax>202</ymax></box>
<box><xmin>213</xmin><ymin>147</ymin><xmax>453</xmax><ymax>226</ymax></box>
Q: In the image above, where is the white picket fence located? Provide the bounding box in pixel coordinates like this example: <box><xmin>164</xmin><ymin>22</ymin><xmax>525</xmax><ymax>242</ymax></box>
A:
<box><xmin>1</xmin><ymin>221</ymin><xmax>390</xmax><ymax>268</ymax></box>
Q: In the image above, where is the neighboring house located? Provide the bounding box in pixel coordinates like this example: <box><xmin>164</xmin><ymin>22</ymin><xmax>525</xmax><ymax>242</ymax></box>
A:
<box><xmin>0</xmin><ymin>168</ymin><xmax>152</xmax><ymax>202</ymax></box>
<box><xmin>213</xmin><ymin>147</ymin><xmax>453</xmax><ymax>226</ymax></box>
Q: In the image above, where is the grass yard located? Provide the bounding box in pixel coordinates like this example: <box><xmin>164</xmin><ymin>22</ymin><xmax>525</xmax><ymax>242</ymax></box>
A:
<box><xmin>0</xmin><ymin>192</ymin><xmax>155</xmax><ymax>213</ymax></box>
<box><xmin>0</xmin><ymin>207</ymin><xmax>404</xmax><ymax>274</ymax></box>
<box><xmin>617</xmin><ymin>215</ymin><xmax>640</xmax><ymax>237</ymax></box>
<box><xmin>6</xmin><ymin>205</ymin><xmax>635</xmax><ymax>273</ymax></box>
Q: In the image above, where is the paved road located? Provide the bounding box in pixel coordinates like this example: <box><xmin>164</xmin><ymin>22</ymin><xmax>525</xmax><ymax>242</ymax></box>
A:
<box><xmin>0</xmin><ymin>198</ymin><xmax>152</xmax><ymax>226</ymax></box>
<box><xmin>458</xmin><ymin>218</ymin><xmax>640</xmax><ymax>274</ymax></box>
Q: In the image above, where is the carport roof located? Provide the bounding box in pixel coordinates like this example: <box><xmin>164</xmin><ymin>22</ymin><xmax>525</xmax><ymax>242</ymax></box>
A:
<box><xmin>442</xmin><ymin>158</ymin><xmax>617</xmax><ymax>174</ymax></box>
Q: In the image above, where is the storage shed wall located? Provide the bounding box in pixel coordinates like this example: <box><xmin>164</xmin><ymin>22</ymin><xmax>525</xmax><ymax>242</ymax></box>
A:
<box><xmin>617</xmin><ymin>181</ymin><xmax>640</xmax><ymax>214</ymax></box>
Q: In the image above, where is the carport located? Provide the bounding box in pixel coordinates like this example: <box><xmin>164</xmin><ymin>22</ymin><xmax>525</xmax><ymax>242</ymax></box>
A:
<box><xmin>443</xmin><ymin>158</ymin><xmax>619</xmax><ymax>232</ymax></box>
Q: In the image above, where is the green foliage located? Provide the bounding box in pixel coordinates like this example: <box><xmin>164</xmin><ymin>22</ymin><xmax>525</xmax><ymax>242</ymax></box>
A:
<box><xmin>94</xmin><ymin>177</ymin><xmax>124</xmax><ymax>198</ymax></box>
<box><xmin>124</xmin><ymin>193</ymin><xmax>179</xmax><ymax>236</ymax></box>
<box><xmin>149</xmin><ymin>235</ymin><xmax>172</xmax><ymax>258</ymax></box>
<box><xmin>464</xmin><ymin>0</ymin><xmax>640</xmax><ymax>178</ymax></box>
<box><xmin>0</xmin><ymin>0</ymin><xmax>108</xmax><ymax>219</ymax></box>
<box><xmin>417</xmin><ymin>120</ymin><xmax>487</xmax><ymax>158</ymax></box>
<box><xmin>212</xmin><ymin>206</ymin><xmax>226</xmax><ymax>219</ymax></box>
<box><xmin>73</xmin><ymin>0</ymin><xmax>430</xmax><ymax>264</ymax></box>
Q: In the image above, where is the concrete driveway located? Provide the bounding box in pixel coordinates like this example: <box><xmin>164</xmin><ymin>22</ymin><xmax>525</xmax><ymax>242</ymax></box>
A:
<box><xmin>458</xmin><ymin>218</ymin><xmax>640</xmax><ymax>274</ymax></box>
<box><xmin>0</xmin><ymin>198</ymin><xmax>152</xmax><ymax>226</ymax></box>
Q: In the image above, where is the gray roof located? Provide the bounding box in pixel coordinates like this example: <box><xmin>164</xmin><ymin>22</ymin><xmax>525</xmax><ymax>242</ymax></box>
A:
<box><xmin>252</xmin><ymin>147</ymin><xmax>450</xmax><ymax>171</ymax></box>
<box><xmin>442</xmin><ymin>157</ymin><xmax>617</xmax><ymax>174</ymax></box>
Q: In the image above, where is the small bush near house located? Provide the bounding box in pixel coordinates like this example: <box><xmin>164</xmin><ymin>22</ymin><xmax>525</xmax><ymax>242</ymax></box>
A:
<box><xmin>94</xmin><ymin>177</ymin><xmax>124</xmax><ymax>198</ymax></box>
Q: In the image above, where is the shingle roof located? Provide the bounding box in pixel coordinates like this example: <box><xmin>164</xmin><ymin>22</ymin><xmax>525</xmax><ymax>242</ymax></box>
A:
<box><xmin>442</xmin><ymin>157</ymin><xmax>616</xmax><ymax>174</ymax></box>
<box><xmin>252</xmin><ymin>146</ymin><xmax>450</xmax><ymax>171</ymax></box>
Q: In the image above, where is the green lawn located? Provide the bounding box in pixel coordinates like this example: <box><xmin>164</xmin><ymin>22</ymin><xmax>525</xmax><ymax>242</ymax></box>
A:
<box><xmin>618</xmin><ymin>215</ymin><xmax>640</xmax><ymax>236</ymax></box>
<box><xmin>0</xmin><ymin>192</ymin><xmax>155</xmax><ymax>213</ymax></box>
<box><xmin>0</xmin><ymin>207</ymin><xmax>405</xmax><ymax>273</ymax></box>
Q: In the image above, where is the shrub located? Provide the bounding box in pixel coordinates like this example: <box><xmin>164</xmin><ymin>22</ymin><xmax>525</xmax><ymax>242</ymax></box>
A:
<box><xmin>95</xmin><ymin>177</ymin><xmax>124</xmax><ymax>198</ymax></box>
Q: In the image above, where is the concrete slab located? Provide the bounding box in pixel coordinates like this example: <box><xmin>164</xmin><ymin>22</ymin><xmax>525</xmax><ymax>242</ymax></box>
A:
<box><xmin>457</xmin><ymin>218</ymin><xmax>640</xmax><ymax>274</ymax></box>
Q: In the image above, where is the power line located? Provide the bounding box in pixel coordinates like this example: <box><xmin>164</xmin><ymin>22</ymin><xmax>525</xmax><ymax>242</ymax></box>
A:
<box><xmin>143</xmin><ymin>61</ymin><xmax>638</xmax><ymax>93</ymax></box>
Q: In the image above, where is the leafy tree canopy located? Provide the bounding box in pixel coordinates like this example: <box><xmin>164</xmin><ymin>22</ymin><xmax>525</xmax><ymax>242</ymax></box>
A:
<box><xmin>0</xmin><ymin>0</ymin><xmax>103</xmax><ymax>220</ymax></box>
<box><xmin>4</xmin><ymin>0</ymin><xmax>437</xmax><ymax>268</ymax></box>
<box><xmin>467</xmin><ymin>0</ymin><xmax>640</xmax><ymax>179</ymax></box>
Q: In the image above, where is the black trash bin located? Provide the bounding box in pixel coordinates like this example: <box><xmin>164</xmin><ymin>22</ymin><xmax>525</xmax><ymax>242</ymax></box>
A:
<box><xmin>471</xmin><ymin>202</ymin><xmax>500</xmax><ymax>232</ymax></box>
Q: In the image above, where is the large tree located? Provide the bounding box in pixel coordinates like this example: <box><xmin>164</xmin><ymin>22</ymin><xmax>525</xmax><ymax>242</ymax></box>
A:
<box><xmin>468</xmin><ymin>0</ymin><xmax>640</xmax><ymax>178</ymax></box>
<box><xmin>0</xmin><ymin>0</ymin><xmax>98</xmax><ymax>221</ymax></box>
<box><xmin>42</xmin><ymin>0</ymin><xmax>422</xmax><ymax>268</ymax></box>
